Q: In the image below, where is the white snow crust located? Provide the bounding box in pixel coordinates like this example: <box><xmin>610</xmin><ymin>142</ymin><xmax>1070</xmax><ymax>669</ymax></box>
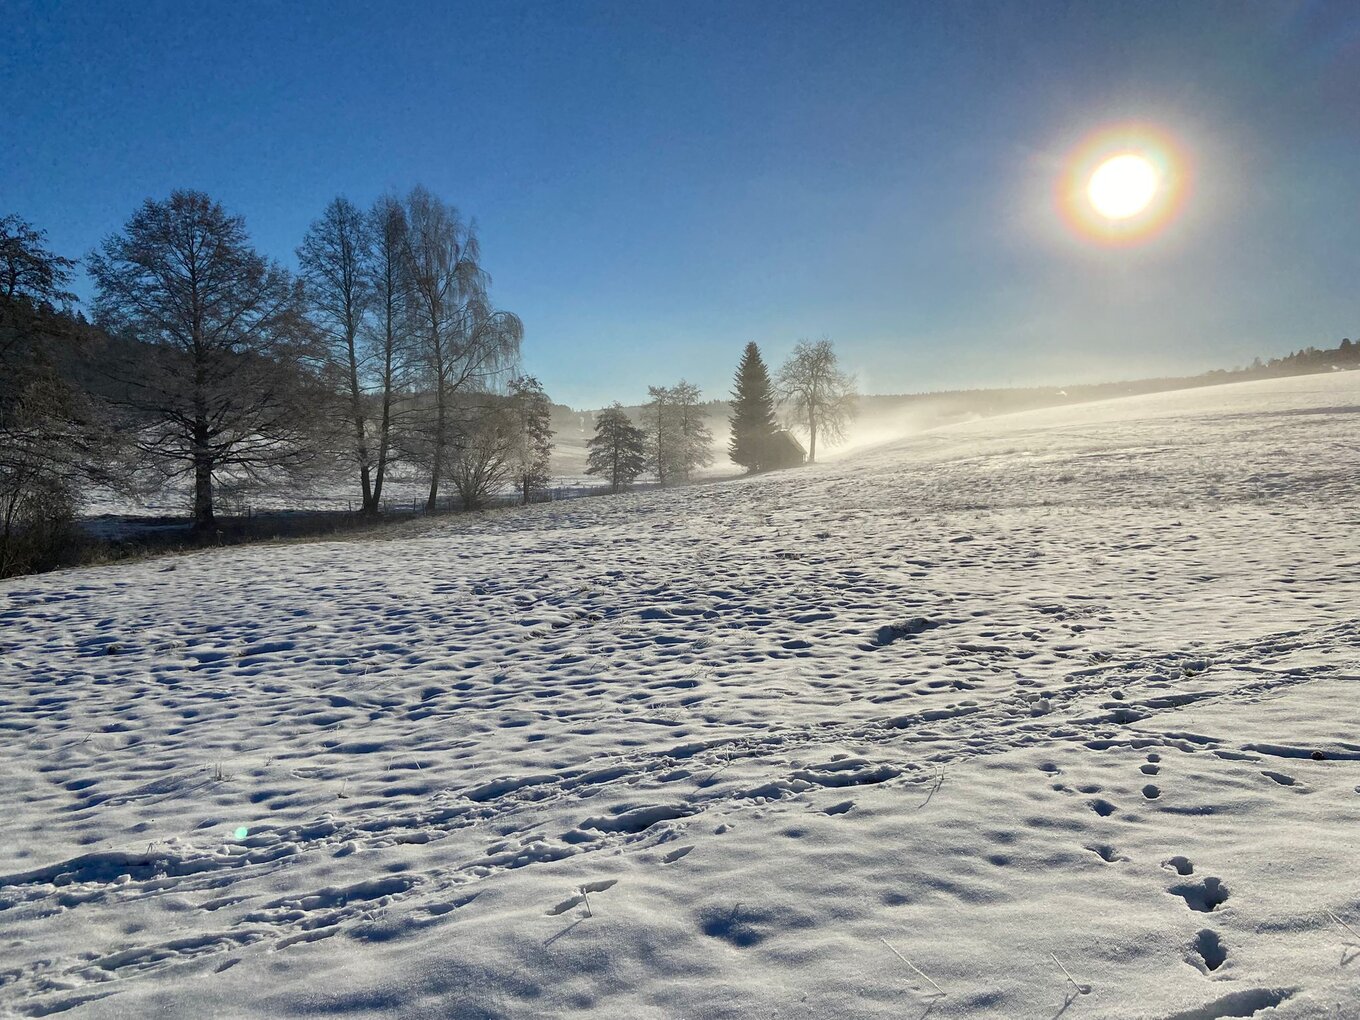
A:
<box><xmin>2</xmin><ymin>372</ymin><xmax>1358</xmax><ymax>1018</ymax></box>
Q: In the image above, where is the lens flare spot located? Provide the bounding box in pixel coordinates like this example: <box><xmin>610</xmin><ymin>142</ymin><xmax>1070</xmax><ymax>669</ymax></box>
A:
<box><xmin>233</xmin><ymin>826</ymin><xmax>249</xmax><ymax>841</ymax></box>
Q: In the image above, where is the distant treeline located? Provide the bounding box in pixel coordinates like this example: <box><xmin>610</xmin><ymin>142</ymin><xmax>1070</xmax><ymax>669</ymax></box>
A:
<box><xmin>4</xmin><ymin>195</ymin><xmax>1354</xmax><ymax>579</ymax></box>
<box><xmin>852</xmin><ymin>338</ymin><xmax>1360</xmax><ymax>426</ymax></box>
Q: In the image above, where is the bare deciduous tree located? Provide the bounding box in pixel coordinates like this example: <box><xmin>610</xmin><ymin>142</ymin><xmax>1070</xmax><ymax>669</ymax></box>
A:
<box><xmin>777</xmin><ymin>338</ymin><xmax>857</xmax><ymax>463</ymax></box>
<box><xmin>403</xmin><ymin>186</ymin><xmax>520</xmax><ymax>509</ymax></box>
<box><xmin>298</xmin><ymin>197</ymin><xmax>377</xmax><ymax>512</ymax></box>
<box><xmin>642</xmin><ymin>384</ymin><xmax>677</xmax><ymax>487</ymax></box>
<box><xmin>643</xmin><ymin>380</ymin><xmax>713</xmax><ymax>485</ymax></box>
<box><xmin>365</xmin><ymin>196</ymin><xmax>415</xmax><ymax>510</ymax></box>
<box><xmin>448</xmin><ymin>398</ymin><xmax>515</xmax><ymax>510</ymax></box>
<box><xmin>89</xmin><ymin>191</ymin><xmax>313</xmax><ymax>529</ymax></box>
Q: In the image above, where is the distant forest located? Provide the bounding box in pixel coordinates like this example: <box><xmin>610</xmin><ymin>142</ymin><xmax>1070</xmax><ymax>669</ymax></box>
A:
<box><xmin>555</xmin><ymin>338</ymin><xmax>1360</xmax><ymax>454</ymax></box>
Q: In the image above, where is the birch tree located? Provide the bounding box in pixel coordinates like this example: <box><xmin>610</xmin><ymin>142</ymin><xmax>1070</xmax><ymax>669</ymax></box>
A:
<box><xmin>642</xmin><ymin>384</ymin><xmax>677</xmax><ymax>487</ymax></box>
<box><xmin>643</xmin><ymin>381</ymin><xmax>713</xmax><ymax>485</ymax></box>
<box><xmin>403</xmin><ymin>186</ymin><xmax>520</xmax><ymax>509</ymax></box>
<box><xmin>670</xmin><ymin>379</ymin><xmax>714</xmax><ymax>483</ymax></box>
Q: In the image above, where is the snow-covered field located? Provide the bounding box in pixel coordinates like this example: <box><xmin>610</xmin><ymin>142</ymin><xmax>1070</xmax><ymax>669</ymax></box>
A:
<box><xmin>2</xmin><ymin>373</ymin><xmax>1358</xmax><ymax>1019</ymax></box>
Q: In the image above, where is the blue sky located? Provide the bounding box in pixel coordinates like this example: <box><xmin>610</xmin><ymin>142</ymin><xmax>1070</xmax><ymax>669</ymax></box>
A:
<box><xmin>4</xmin><ymin>0</ymin><xmax>1357</xmax><ymax>407</ymax></box>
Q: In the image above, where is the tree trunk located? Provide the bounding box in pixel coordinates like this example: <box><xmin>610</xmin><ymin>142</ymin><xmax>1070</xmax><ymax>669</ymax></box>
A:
<box><xmin>426</xmin><ymin>376</ymin><xmax>446</xmax><ymax>511</ymax></box>
<box><xmin>370</xmin><ymin>331</ymin><xmax>395</xmax><ymax>513</ymax></box>
<box><xmin>807</xmin><ymin>410</ymin><xmax>818</xmax><ymax>464</ymax></box>
<box><xmin>348</xmin><ymin>334</ymin><xmax>373</xmax><ymax>513</ymax></box>
<box><xmin>193</xmin><ymin>420</ymin><xmax>214</xmax><ymax>530</ymax></box>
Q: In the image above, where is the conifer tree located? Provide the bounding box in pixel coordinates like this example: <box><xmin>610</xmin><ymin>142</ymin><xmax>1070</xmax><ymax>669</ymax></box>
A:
<box><xmin>727</xmin><ymin>341</ymin><xmax>778</xmax><ymax>472</ymax></box>
<box><xmin>585</xmin><ymin>403</ymin><xmax>646</xmax><ymax>493</ymax></box>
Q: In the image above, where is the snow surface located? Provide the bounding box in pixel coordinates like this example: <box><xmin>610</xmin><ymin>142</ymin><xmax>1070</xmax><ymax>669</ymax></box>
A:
<box><xmin>2</xmin><ymin>372</ymin><xmax>1358</xmax><ymax>1019</ymax></box>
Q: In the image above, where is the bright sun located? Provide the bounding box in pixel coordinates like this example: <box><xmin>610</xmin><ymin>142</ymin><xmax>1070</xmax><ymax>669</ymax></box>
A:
<box><xmin>1057</xmin><ymin>124</ymin><xmax>1188</xmax><ymax>245</ymax></box>
<box><xmin>1087</xmin><ymin>153</ymin><xmax>1159</xmax><ymax>219</ymax></box>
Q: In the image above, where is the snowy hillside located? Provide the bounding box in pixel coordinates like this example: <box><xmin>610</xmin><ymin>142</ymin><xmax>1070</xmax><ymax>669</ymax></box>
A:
<box><xmin>2</xmin><ymin>372</ymin><xmax>1358</xmax><ymax>1019</ymax></box>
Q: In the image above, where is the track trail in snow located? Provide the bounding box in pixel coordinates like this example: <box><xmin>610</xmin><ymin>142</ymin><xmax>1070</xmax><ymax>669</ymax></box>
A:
<box><xmin>2</xmin><ymin>374</ymin><xmax>1359</xmax><ymax>1018</ymax></box>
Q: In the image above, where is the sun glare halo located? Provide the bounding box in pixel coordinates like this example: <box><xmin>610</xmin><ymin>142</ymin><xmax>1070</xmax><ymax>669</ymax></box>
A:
<box><xmin>1057</xmin><ymin>123</ymin><xmax>1189</xmax><ymax>246</ymax></box>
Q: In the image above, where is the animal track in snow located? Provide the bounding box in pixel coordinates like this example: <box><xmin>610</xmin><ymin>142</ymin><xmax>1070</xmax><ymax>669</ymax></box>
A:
<box><xmin>697</xmin><ymin>901</ymin><xmax>795</xmax><ymax>948</ymax></box>
<box><xmin>1161</xmin><ymin>987</ymin><xmax>1293</xmax><ymax>1020</ymax></box>
<box><xmin>1170</xmin><ymin>876</ymin><xmax>1230</xmax><ymax>913</ymax></box>
<box><xmin>1085</xmin><ymin>843</ymin><xmax>1127</xmax><ymax>863</ymax></box>
<box><xmin>870</xmin><ymin>617</ymin><xmax>941</xmax><ymax>647</ymax></box>
<box><xmin>1190</xmin><ymin>928</ymin><xmax>1227</xmax><ymax>973</ymax></box>
<box><xmin>1260</xmin><ymin>770</ymin><xmax>1297</xmax><ymax>787</ymax></box>
<box><xmin>1164</xmin><ymin>856</ymin><xmax>1194</xmax><ymax>876</ymax></box>
<box><xmin>1142</xmin><ymin>784</ymin><xmax>1160</xmax><ymax>800</ymax></box>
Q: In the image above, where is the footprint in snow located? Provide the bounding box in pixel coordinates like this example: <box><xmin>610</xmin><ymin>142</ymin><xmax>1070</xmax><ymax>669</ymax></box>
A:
<box><xmin>1169</xmin><ymin>876</ymin><xmax>1229</xmax><ymax>913</ymax></box>
<box><xmin>1089</xmin><ymin>798</ymin><xmax>1117</xmax><ymax>817</ymax></box>
<box><xmin>1163</xmin><ymin>856</ymin><xmax>1194</xmax><ymax>876</ymax></box>
<box><xmin>1190</xmin><ymin>929</ymin><xmax>1227</xmax><ymax>973</ymax></box>
<box><xmin>1260</xmin><ymin>770</ymin><xmax>1299</xmax><ymax>787</ymax></box>
<box><xmin>1085</xmin><ymin>844</ymin><xmax>1127</xmax><ymax>864</ymax></box>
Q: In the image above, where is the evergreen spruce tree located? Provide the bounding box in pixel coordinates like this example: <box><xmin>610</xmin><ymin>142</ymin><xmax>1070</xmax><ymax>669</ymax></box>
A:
<box><xmin>728</xmin><ymin>341</ymin><xmax>778</xmax><ymax>472</ymax></box>
<box><xmin>585</xmin><ymin>403</ymin><xmax>646</xmax><ymax>493</ymax></box>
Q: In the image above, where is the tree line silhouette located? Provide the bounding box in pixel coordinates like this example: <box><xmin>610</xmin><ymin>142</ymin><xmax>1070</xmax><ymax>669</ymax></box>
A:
<box><xmin>2</xmin><ymin>199</ymin><xmax>861</xmax><ymax>577</ymax></box>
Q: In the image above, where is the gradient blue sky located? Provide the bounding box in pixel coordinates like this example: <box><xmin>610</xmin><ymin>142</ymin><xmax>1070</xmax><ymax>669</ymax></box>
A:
<box><xmin>4</xmin><ymin>0</ymin><xmax>1358</xmax><ymax>407</ymax></box>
